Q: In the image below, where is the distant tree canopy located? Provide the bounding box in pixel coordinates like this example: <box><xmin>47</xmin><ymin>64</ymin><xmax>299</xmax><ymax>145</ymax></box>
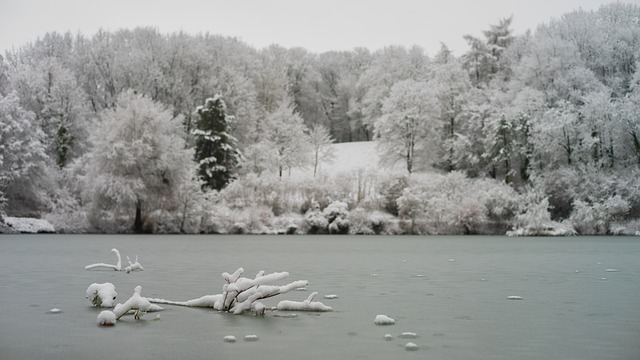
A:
<box><xmin>1</xmin><ymin>2</ymin><xmax>640</xmax><ymax>233</ymax></box>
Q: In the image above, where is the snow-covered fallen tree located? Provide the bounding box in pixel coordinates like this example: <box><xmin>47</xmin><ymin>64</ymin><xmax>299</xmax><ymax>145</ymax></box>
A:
<box><xmin>85</xmin><ymin>248</ymin><xmax>143</xmax><ymax>272</ymax></box>
<box><xmin>149</xmin><ymin>267</ymin><xmax>330</xmax><ymax>315</ymax></box>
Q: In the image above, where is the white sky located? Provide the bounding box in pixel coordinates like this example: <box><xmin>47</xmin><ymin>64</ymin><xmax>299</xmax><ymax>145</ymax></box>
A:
<box><xmin>0</xmin><ymin>0</ymin><xmax>627</xmax><ymax>56</ymax></box>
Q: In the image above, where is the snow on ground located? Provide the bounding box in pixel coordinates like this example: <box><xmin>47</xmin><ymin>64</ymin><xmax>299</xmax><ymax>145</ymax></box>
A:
<box><xmin>4</xmin><ymin>217</ymin><xmax>55</xmax><ymax>233</ymax></box>
<box><xmin>289</xmin><ymin>141</ymin><xmax>403</xmax><ymax>179</ymax></box>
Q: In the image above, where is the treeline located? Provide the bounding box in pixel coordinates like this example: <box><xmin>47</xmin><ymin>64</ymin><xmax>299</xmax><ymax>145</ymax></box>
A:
<box><xmin>1</xmin><ymin>2</ymin><xmax>640</xmax><ymax>234</ymax></box>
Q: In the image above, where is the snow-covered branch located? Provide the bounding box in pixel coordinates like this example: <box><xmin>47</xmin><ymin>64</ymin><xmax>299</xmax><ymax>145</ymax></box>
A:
<box><xmin>148</xmin><ymin>267</ymin><xmax>330</xmax><ymax>315</ymax></box>
<box><xmin>85</xmin><ymin>248</ymin><xmax>143</xmax><ymax>272</ymax></box>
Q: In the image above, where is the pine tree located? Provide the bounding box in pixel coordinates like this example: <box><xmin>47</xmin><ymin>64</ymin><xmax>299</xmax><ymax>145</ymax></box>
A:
<box><xmin>193</xmin><ymin>95</ymin><xmax>242</xmax><ymax>191</ymax></box>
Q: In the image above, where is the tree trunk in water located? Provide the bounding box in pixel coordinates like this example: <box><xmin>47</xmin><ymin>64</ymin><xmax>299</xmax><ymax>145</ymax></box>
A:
<box><xmin>134</xmin><ymin>199</ymin><xmax>143</xmax><ymax>233</ymax></box>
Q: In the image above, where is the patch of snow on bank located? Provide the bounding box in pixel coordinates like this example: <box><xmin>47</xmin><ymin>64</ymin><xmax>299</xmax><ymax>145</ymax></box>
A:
<box><xmin>4</xmin><ymin>217</ymin><xmax>55</xmax><ymax>233</ymax></box>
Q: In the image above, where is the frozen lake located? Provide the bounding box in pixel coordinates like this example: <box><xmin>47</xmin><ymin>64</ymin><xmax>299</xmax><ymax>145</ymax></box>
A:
<box><xmin>0</xmin><ymin>235</ymin><xmax>638</xmax><ymax>360</ymax></box>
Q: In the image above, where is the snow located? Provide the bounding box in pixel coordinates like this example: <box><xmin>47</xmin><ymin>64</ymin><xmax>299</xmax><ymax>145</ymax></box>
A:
<box><xmin>86</xmin><ymin>283</ymin><xmax>117</xmax><ymax>308</ymax></box>
<box><xmin>4</xmin><ymin>217</ymin><xmax>55</xmax><ymax>233</ymax></box>
<box><xmin>399</xmin><ymin>332</ymin><xmax>418</xmax><ymax>338</ymax></box>
<box><xmin>124</xmin><ymin>255</ymin><xmax>143</xmax><ymax>273</ymax></box>
<box><xmin>85</xmin><ymin>248</ymin><xmax>122</xmax><ymax>271</ymax></box>
<box><xmin>405</xmin><ymin>342</ymin><xmax>419</xmax><ymax>351</ymax></box>
<box><xmin>97</xmin><ymin>310</ymin><xmax>116</xmax><ymax>326</ymax></box>
<box><xmin>507</xmin><ymin>296</ymin><xmax>523</xmax><ymax>300</ymax></box>
<box><xmin>374</xmin><ymin>315</ymin><xmax>396</xmax><ymax>325</ymax></box>
<box><xmin>113</xmin><ymin>286</ymin><xmax>162</xmax><ymax>320</ymax></box>
<box><xmin>223</xmin><ymin>336</ymin><xmax>237</xmax><ymax>343</ymax></box>
<box><xmin>276</xmin><ymin>292</ymin><xmax>332</xmax><ymax>312</ymax></box>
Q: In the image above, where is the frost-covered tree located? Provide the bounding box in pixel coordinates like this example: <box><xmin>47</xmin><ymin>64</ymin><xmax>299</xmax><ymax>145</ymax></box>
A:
<box><xmin>194</xmin><ymin>95</ymin><xmax>242</xmax><ymax>191</ymax></box>
<box><xmin>358</xmin><ymin>46</ymin><xmax>430</xmax><ymax>138</ymax></box>
<box><xmin>375</xmin><ymin>79</ymin><xmax>440</xmax><ymax>173</ymax></box>
<box><xmin>11</xmin><ymin>58</ymin><xmax>89</xmax><ymax>167</ymax></box>
<box><xmin>308</xmin><ymin>124</ymin><xmax>336</xmax><ymax>177</ymax></box>
<box><xmin>0</xmin><ymin>92</ymin><xmax>49</xmax><ymax>215</ymax></box>
<box><xmin>263</xmin><ymin>98</ymin><xmax>310</xmax><ymax>177</ymax></box>
<box><xmin>83</xmin><ymin>90</ymin><xmax>193</xmax><ymax>233</ymax></box>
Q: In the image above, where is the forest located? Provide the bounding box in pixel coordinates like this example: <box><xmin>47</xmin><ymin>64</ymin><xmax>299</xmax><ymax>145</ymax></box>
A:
<box><xmin>0</xmin><ymin>2</ymin><xmax>639</xmax><ymax>235</ymax></box>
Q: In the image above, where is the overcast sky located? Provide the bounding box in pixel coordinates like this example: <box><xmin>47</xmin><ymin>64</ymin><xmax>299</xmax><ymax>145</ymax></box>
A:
<box><xmin>0</xmin><ymin>0</ymin><xmax>625</xmax><ymax>56</ymax></box>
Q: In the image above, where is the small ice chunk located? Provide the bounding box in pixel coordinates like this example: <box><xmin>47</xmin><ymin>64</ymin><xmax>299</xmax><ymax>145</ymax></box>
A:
<box><xmin>244</xmin><ymin>335</ymin><xmax>259</xmax><ymax>341</ymax></box>
<box><xmin>448</xmin><ymin>259</ymin><xmax>455</xmax><ymax>262</ymax></box>
<box><xmin>399</xmin><ymin>332</ymin><xmax>418</xmax><ymax>338</ymax></box>
<box><xmin>370</xmin><ymin>274</ymin><xmax>379</xmax><ymax>277</ymax></box>
<box><xmin>481</xmin><ymin>278</ymin><xmax>486</xmax><ymax>281</ymax></box>
<box><xmin>273</xmin><ymin>313</ymin><xmax>298</xmax><ymax>318</ymax></box>
<box><xmin>223</xmin><ymin>335</ymin><xmax>237</xmax><ymax>343</ymax></box>
<box><xmin>575</xmin><ymin>270</ymin><xmax>580</xmax><ymax>273</ymax></box>
<box><xmin>296</xmin><ymin>287</ymin><xmax>307</xmax><ymax>291</ymax></box>
<box><xmin>402</xmin><ymin>260</ymin><xmax>407</xmax><ymax>262</ymax></box>
<box><xmin>507</xmin><ymin>296</ymin><xmax>523</xmax><ymax>300</ymax></box>
<box><xmin>49</xmin><ymin>308</ymin><xmax>62</xmax><ymax>314</ymax></box>
<box><xmin>97</xmin><ymin>310</ymin><xmax>116</xmax><ymax>326</ymax></box>
<box><xmin>605</xmin><ymin>269</ymin><xmax>619</xmax><ymax>272</ymax></box>
<box><xmin>405</xmin><ymin>342</ymin><xmax>419</xmax><ymax>351</ymax></box>
<box><xmin>324</xmin><ymin>294</ymin><xmax>338</xmax><ymax>299</ymax></box>
<box><xmin>600</xmin><ymin>277</ymin><xmax>607</xmax><ymax>280</ymax></box>
<box><xmin>384</xmin><ymin>334</ymin><xmax>393</xmax><ymax>340</ymax></box>
<box><xmin>413</xmin><ymin>274</ymin><xmax>426</xmax><ymax>278</ymax></box>
<box><xmin>374</xmin><ymin>315</ymin><xmax>395</xmax><ymax>325</ymax></box>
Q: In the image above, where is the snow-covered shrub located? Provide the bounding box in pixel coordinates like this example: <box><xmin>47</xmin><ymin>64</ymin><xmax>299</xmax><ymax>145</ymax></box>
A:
<box><xmin>570</xmin><ymin>195</ymin><xmax>630</xmax><ymax>234</ymax></box>
<box><xmin>509</xmin><ymin>189</ymin><xmax>575</xmax><ymax>236</ymax></box>
<box><xmin>323</xmin><ymin>201</ymin><xmax>349</xmax><ymax>234</ymax></box>
<box><xmin>304</xmin><ymin>202</ymin><xmax>328</xmax><ymax>234</ymax></box>
<box><xmin>205</xmin><ymin>204</ymin><xmax>275</xmax><ymax>234</ymax></box>
<box><xmin>271</xmin><ymin>213</ymin><xmax>304</xmax><ymax>234</ymax></box>
<box><xmin>348</xmin><ymin>208</ymin><xmax>395</xmax><ymax>235</ymax></box>
<box><xmin>395</xmin><ymin>172</ymin><xmax>518</xmax><ymax>234</ymax></box>
<box><xmin>379</xmin><ymin>175</ymin><xmax>409</xmax><ymax>216</ymax></box>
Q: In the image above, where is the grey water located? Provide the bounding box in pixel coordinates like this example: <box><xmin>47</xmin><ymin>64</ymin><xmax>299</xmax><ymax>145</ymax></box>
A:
<box><xmin>0</xmin><ymin>235</ymin><xmax>638</xmax><ymax>360</ymax></box>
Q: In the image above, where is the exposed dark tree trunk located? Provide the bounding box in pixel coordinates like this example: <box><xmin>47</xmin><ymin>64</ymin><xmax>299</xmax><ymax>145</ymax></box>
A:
<box><xmin>134</xmin><ymin>199</ymin><xmax>143</xmax><ymax>233</ymax></box>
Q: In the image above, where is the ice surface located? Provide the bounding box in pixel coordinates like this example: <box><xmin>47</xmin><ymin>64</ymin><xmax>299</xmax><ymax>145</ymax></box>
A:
<box><xmin>374</xmin><ymin>315</ymin><xmax>395</xmax><ymax>325</ymax></box>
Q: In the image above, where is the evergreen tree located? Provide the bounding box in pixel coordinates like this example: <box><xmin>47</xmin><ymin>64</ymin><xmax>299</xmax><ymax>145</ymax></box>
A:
<box><xmin>193</xmin><ymin>95</ymin><xmax>242</xmax><ymax>191</ymax></box>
